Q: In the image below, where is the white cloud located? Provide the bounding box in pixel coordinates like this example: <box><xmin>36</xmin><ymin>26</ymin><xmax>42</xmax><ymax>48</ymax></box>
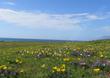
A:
<box><xmin>0</xmin><ymin>8</ymin><xmax>109</xmax><ymax>30</ymax></box>
<box><xmin>86</xmin><ymin>15</ymin><xmax>101</xmax><ymax>20</ymax></box>
<box><xmin>2</xmin><ymin>2</ymin><xmax>15</xmax><ymax>6</ymax></box>
<box><xmin>86</xmin><ymin>14</ymin><xmax>108</xmax><ymax>20</ymax></box>
<box><xmin>0</xmin><ymin>8</ymin><xmax>82</xmax><ymax>30</ymax></box>
<box><xmin>85</xmin><ymin>12</ymin><xmax>110</xmax><ymax>20</ymax></box>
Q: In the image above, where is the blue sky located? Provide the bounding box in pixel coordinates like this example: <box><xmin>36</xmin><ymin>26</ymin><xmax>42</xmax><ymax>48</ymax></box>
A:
<box><xmin>0</xmin><ymin>0</ymin><xmax>110</xmax><ymax>40</ymax></box>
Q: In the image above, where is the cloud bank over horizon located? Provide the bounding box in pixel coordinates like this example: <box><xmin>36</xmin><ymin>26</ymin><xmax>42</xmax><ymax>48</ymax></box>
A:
<box><xmin>0</xmin><ymin>8</ymin><xmax>110</xmax><ymax>30</ymax></box>
<box><xmin>0</xmin><ymin>8</ymin><xmax>110</xmax><ymax>39</ymax></box>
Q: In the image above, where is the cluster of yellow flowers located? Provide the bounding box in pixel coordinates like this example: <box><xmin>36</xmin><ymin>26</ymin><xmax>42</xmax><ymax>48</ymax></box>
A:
<box><xmin>16</xmin><ymin>58</ymin><xmax>22</xmax><ymax>64</ymax></box>
<box><xmin>41</xmin><ymin>64</ymin><xmax>46</xmax><ymax>68</ymax></box>
<box><xmin>0</xmin><ymin>65</ymin><xmax>8</xmax><ymax>70</ymax></box>
<box><xmin>63</xmin><ymin>57</ymin><xmax>70</xmax><ymax>62</ymax></box>
<box><xmin>93</xmin><ymin>68</ymin><xmax>100</xmax><ymax>72</ymax></box>
<box><xmin>52</xmin><ymin>64</ymin><xmax>66</xmax><ymax>73</ymax></box>
<box><xmin>20</xmin><ymin>69</ymin><xmax>24</xmax><ymax>73</ymax></box>
<box><xmin>63</xmin><ymin>57</ymin><xmax>74</xmax><ymax>62</ymax></box>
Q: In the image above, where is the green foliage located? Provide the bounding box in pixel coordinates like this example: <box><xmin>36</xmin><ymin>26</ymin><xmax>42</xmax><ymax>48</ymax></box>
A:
<box><xmin>0</xmin><ymin>40</ymin><xmax>110</xmax><ymax>78</ymax></box>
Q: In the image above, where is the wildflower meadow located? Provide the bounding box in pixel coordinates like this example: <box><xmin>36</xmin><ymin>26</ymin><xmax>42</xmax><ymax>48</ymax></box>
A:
<box><xmin>0</xmin><ymin>40</ymin><xmax>110</xmax><ymax>78</ymax></box>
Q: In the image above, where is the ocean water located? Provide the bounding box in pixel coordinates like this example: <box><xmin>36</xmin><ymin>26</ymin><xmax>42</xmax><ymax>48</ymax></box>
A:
<box><xmin>0</xmin><ymin>38</ymin><xmax>69</xmax><ymax>42</ymax></box>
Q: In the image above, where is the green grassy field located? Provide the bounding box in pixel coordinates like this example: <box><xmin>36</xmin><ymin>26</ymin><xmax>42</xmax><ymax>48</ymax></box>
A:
<box><xmin>0</xmin><ymin>40</ymin><xmax>110</xmax><ymax>78</ymax></box>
